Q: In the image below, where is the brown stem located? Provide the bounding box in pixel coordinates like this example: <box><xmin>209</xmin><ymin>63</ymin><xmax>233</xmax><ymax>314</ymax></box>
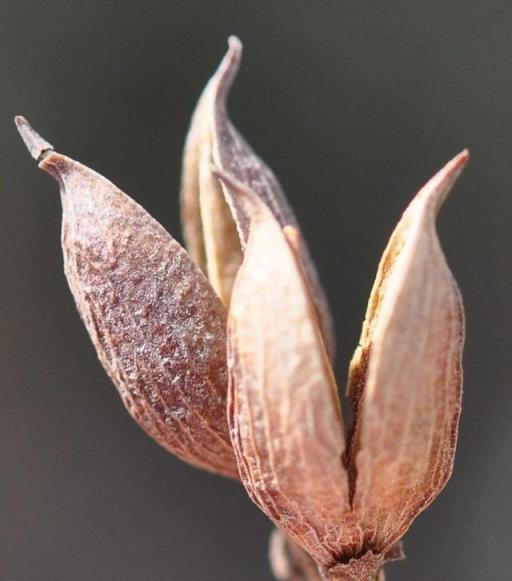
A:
<box><xmin>269</xmin><ymin>530</ymin><xmax>390</xmax><ymax>581</ymax></box>
<box><xmin>14</xmin><ymin>116</ymin><xmax>54</xmax><ymax>161</ymax></box>
<box><xmin>319</xmin><ymin>563</ymin><xmax>384</xmax><ymax>581</ymax></box>
<box><xmin>318</xmin><ymin>541</ymin><xmax>405</xmax><ymax>581</ymax></box>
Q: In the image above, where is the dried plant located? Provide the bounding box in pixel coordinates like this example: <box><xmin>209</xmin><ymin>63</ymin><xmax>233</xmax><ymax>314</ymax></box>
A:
<box><xmin>15</xmin><ymin>36</ymin><xmax>467</xmax><ymax>581</ymax></box>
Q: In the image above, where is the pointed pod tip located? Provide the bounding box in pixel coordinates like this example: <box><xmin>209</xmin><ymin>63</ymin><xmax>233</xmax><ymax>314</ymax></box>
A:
<box><xmin>213</xmin><ymin>36</ymin><xmax>243</xmax><ymax>96</ymax></box>
<box><xmin>227</xmin><ymin>35</ymin><xmax>243</xmax><ymax>54</ymax></box>
<box><xmin>441</xmin><ymin>148</ymin><xmax>470</xmax><ymax>187</ymax></box>
<box><xmin>222</xmin><ymin>35</ymin><xmax>242</xmax><ymax>67</ymax></box>
<box><xmin>419</xmin><ymin>149</ymin><xmax>470</xmax><ymax>213</ymax></box>
<box><xmin>450</xmin><ymin>148</ymin><xmax>470</xmax><ymax>174</ymax></box>
<box><xmin>14</xmin><ymin>116</ymin><xmax>54</xmax><ymax>161</ymax></box>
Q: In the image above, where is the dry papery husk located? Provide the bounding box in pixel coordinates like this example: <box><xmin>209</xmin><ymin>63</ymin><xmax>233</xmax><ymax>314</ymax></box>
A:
<box><xmin>225</xmin><ymin>151</ymin><xmax>467</xmax><ymax>578</ymax></box>
<box><xmin>181</xmin><ymin>37</ymin><xmax>336</xmax><ymax>359</ymax></box>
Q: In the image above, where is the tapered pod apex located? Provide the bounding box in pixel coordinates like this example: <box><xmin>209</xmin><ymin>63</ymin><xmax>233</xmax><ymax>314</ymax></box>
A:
<box><xmin>14</xmin><ymin>116</ymin><xmax>54</xmax><ymax>161</ymax></box>
<box><xmin>227</xmin><ymin>35</ymin><xmax>242</xmax><ymax>54</ymax></box>
<box><xmin>417</xmin><ymin>149</ymin><xmax>469</xmax><ymax>213</ymax></box>
<box><xmin>15</xmin><ymin>38</ymin><xmax>468</xmax><ymax>580</ymax></box>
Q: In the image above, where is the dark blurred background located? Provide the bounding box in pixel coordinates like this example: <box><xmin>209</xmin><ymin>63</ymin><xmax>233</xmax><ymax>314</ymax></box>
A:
<box><xmin>1</xmin><ymin>1</ymin><xmax>510</xmax><ymax>580</ymax></box>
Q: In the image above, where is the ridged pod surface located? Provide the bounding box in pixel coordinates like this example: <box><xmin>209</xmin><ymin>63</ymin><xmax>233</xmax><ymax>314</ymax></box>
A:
<box><xmin>224</xmin><ymin>152</ymin><xmax>467</xmax><ymax>578</ymax></box>
<box><xmin>181</xmin><ymin>37</ymin><xmax>335</xmax><ymax>359</ymax></box>
<box><xmin>347</xmin><ymin>152</ymin><xmax>467</xmax><ymax>553</ymax></box>
<box><xmin>16</xmin><ymin>38</ymin><xmax>468</xmax><ymax>580</ymax></box>
<box><xmin>15</xmin><ymin>116</ymin><xmax>238</xmax><ymax>478</ymax></box>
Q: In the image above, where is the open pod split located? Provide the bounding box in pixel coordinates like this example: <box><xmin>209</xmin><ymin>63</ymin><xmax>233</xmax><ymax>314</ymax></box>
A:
<box><xmin>16</xmin><ymin>37</ymin><xmax>467</xmax><ymax>581</ymax></box>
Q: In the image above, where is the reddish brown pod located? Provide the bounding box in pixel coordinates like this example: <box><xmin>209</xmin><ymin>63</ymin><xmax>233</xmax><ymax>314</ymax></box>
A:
<box><xmin>181</xmin><ymin>36</ymin><xmax>336</xmax><ymax>359</ymax></box>
<box><xmin>15</xmin><ymin>116</ymin><xmax>238</xmax><ymax>479</ymax></box>
<box><xmin>16</xmin><ymin>36</ymin><xmax>468</xmax><ymax>581</ymax></box>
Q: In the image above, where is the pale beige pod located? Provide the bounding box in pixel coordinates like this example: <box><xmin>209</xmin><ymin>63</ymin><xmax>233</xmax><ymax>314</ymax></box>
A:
<box><xmin>220</xmin><ymin>170</ymin><xmax>358</xmax><ymax>568</ymax></box>
<box><xmin>347</xmin><ymin>151</ymin><xmax>468</xmax><ymax>553</ymax></box>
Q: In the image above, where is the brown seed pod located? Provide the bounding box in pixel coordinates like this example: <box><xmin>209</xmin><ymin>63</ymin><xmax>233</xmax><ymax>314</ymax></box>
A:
<box><xmin>222</xmin><ymin>172</ymin><xmax>358</xmax><ymax>568</ymax></box>
<box><xmin>181</xmin><ymin>37</ymin><xmax>336</xmax><ymax>359</ymax></box>
<box><xmin>15</xmin><ymin>116</ymin><xmax>238</xmax><ymax>479</ymax></box>
<box><xmin>14</xmin><ymin>54</ymin><xmax>468</xmax><ymax>579</ymax></box>
<box><xmin>347</xmin><ymin>151</ymin><xmax>468</xmax><ymax>552</ymax></box>
<box><xmin>222</xmin><ymin>150</ymin><xmax>466</xmax><ymax>579</ymax></box>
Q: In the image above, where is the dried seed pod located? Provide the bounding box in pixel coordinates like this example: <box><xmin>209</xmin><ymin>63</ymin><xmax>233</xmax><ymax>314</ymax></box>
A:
<box><xmin>347</xmin><ymin>152</ymin><xmax>468</xmax><ymax>551</ymax></box>
<box><xmin>222</xmin><ymin>172</ymin><xmax>357</xmax><ymax>568</ymax></box>
<box><xmin>15</xmin><ymin>116</ymin><xmax>238</xmax><ymax>479</ymax></box>
<box><xmin>181</xmin><ymin>37</ymin><xmax>335</xmax><ymax>359</ymax></box>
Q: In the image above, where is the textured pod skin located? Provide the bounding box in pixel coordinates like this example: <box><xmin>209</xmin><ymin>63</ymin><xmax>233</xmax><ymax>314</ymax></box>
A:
<box><xmin>16</xmin><ymin>116</ymin><xmax>238</xmax><ymax>478</ymax></box>
<box><xmin>347</xmin><ymin>152</ymin><xmax>468</xmax><ymax>552</ymax></box>
<box><xmin>225</xmin><ymin>152</ymin><xmax>466</xmax><ymax>579</ymax></box>
<box><xmin>269</xmin><ymin>531</ymin><xmax>392</xmax><ymax>581</ymax></box>
<box><xmin>16</xmin><ymin>86</ymin><xmax>468</xmax><ymax>580</ymax></box>
<box><xmin>319</xmin><ymin>552</ymin><xmax>384</xmax><ymax>581</ymax></box>
<box><xmin>224</xmin><ymin>177</ymin><xmax>358</xmax><ymax>567</ymax></box>
<box><xmin>181</xmin><ymin>37</ymin><xmax>336</xmax><ymax>359</ymax></box>
<box><xmin>50</xmin><ymin>152</ymin><xmax>238</xmax><ymax>477</ymax></box>
<box><xmin>52</xmin><ymin>153</ymin><xmax>238</xmax><ymax>477</ymax></box>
